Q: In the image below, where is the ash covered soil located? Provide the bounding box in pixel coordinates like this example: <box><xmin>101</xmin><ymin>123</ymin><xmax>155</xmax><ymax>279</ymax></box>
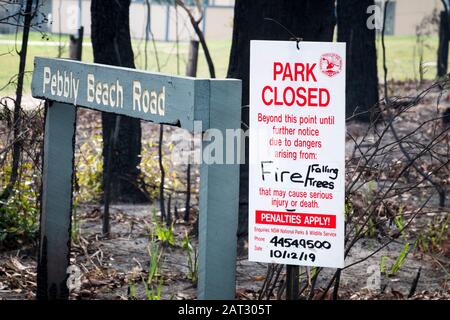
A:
<box><xmin>0</xmin><ymin>202</ymin><xmax>448</xmax><ymax>300</ymax></box>
<box><xmin>0</xmin><ymin>81</ymin><xmax>449</xmax><ymax>300</ymax></box>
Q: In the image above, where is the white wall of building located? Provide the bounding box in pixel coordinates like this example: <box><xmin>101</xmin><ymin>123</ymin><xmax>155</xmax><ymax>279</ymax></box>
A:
<box><xmin>50</xmin><ymin>0</ymin><xmax>234</xmax><ymax>41</ymax></box>
<box><xmin>49</xmin><ymin>0</ymin><xmax>447</xmax><ymax>40</ymax></box>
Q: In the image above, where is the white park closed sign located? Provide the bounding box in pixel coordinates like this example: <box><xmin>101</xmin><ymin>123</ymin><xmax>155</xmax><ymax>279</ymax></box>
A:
<box><xmin>249</xmin><ymin>40</ymin><xmax>346</xmax><ymax>268</ymax></box>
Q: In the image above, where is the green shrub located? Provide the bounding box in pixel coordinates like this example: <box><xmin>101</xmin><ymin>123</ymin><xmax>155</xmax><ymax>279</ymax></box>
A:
<box><xmin>74</xmin><ymin>133</ymin><xmax>103</xmax><ymax>203</ymax></box>
<box><xmin>0</xmin><ymin>162</ymin><xmax>40</xmax><ymax>248</ymax></box>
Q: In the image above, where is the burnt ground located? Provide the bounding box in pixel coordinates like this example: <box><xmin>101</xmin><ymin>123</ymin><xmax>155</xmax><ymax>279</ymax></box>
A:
<box><xmin>0</xmin><ymin>81</ymin><xmax>449</xmax><ymax>300</ymax></box>
<box><xmin>0</xmin><ymin>202</ymin><xmax>448</xmax><ymax>300</ymax></box>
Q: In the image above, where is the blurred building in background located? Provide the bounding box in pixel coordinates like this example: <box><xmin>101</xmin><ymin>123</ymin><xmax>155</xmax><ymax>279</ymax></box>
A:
<box><xmin>0</xmin><ymin>0</ymin><xmax>448</xmax><ymax>40</ymax></box>
<box><xmin>0</xmin><ymin>0</ymin><xmax>52</xmax><ymax>34</ymax></box>
<box><xmin>379</xmin><ymin>0</ymin><xmax>446</xmax><ymax>35</ymax></box>
<box><xmin>48</xmin><ymin>0</ymin><xmax>235</xmax><ymax>41</ymax></box>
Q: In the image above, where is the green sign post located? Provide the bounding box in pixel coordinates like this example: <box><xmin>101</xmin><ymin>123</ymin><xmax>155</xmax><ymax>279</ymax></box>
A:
<box><xmin>31</xmin><ymin>57</ymin><xmax>242</xmax><ymax>300</ymax></box>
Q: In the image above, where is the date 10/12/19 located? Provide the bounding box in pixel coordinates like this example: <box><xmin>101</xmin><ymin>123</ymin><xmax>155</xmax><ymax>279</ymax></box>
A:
<box><xmin>269</xmin><ymin>249</ymin><xmax>316</xmax><ymax>262</ymax></box>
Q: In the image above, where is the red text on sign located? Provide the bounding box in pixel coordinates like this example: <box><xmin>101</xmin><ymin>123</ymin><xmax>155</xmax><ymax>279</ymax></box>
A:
<box><xmin>255</xmin><ymin>210</ymin><xmax>336</xmax><ymax>229</ymax></box>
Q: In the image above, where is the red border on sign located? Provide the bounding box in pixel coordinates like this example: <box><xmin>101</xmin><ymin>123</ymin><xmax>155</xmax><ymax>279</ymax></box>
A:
<box><xmin>255</xmin><ymin>210</ymin><xmax>336</xmax><ymax>229</ymax></box>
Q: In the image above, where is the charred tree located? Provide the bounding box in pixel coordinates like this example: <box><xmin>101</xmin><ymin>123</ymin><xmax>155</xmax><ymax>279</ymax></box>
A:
<box><xmin>437</xmin><ymin>1</ymin><xmax>450</xmax><ymax>77</ymax></box>
<box><xmin>227</xmin><ymin>0</ymin><xmax>336</xmax><ymax>242</ymax></box>
<box><xmin>91</xmin><ymin>0</ymin><xmax>147</xmax><ymax>203</ymax></box>
<box><xmin>337</xmin><ymin>0</ymin><xmax>379</xmax><ymax>122</ymax></box>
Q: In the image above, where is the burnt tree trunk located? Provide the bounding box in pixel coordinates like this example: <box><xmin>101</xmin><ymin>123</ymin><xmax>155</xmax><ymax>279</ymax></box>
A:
<box><xmin>337</xmin><ymin>0</ymin><xmax>379</xmax><ymax>122</ymax></box>
<box><xmin>227</xmin><ymin>0</ymin><xmax>336</xmax><ymax>242</ymax></box>
<box><xmin>91</xmin><ymin>0</ymin><xmax>147</xmax><ymax>203</ymax></box>
<box><xmin>438</xmin><ymin>9</ymin><xmax>450</xmax><ymax>77</ymax></box>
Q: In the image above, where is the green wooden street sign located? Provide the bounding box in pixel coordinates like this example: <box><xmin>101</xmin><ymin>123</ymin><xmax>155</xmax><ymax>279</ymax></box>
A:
<box><xmin>31</xmin><ymin>57</ymin><xmax>242</xmax><ymax>300</ymax></box>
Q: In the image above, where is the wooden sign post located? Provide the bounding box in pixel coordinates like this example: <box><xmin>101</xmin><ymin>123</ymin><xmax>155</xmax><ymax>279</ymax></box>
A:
<box><xmin>31</xmin><ymin>57</ymin><xmax>242</xmax><ymax>300</ymax></box>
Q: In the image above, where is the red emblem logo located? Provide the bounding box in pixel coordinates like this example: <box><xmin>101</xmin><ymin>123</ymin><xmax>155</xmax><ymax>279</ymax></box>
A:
<box><xmin>320</xmin><ymin>53</ymin><xmax>342</xmax><ymax>77</ymax></box>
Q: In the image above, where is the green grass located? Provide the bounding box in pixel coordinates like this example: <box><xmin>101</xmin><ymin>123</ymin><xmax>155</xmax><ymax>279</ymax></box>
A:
<box><xmin>376</xmin><ymin>35</ymin><xmax>442</xmax><ymax>82</ymax></box>
<box><xmin>0</xmin><ymin>32</ymin><xmax>446</xmax><ymax>96</ymax></box>
<box><xmin>0</xmin><ymin>32</ymin><xmax>231</xmax><ymax>95</ymax></box>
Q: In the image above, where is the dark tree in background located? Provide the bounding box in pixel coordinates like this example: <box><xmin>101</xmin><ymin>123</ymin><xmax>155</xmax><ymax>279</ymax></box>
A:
<box><xmin>91</xmin><ymin>0</ymin><xmax>146</xmax><ymax>203</ymax></box>
<box><xmin>227</xmin><ymin>0</ymin><xmax>336</xmax><ymax>242</ymax></box>
<box><xmin>437</xmin><ymin>0</ymin><xmax>449</xmax><ymax>77</ymax></box>
<box><xmin>439</xmin><ymin>1</ymin><xmax>450</xmax><ymax>124</ymax></box>
<box><xmin>337</xmin><ymin>0</ymin><xmax>379</xmax><ymax>122</ymax></box>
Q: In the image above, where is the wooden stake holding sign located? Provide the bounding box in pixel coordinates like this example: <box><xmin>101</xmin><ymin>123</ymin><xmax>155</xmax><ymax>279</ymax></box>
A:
<box><xmin>249</xmin><ymin>41</ymin><xmax>346</xmax><ymax>297</ymax></box>
<box><xmin>31</xmin><ymin>57</ymin><xmax>241</xmax><ymax>300</ymax></box>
